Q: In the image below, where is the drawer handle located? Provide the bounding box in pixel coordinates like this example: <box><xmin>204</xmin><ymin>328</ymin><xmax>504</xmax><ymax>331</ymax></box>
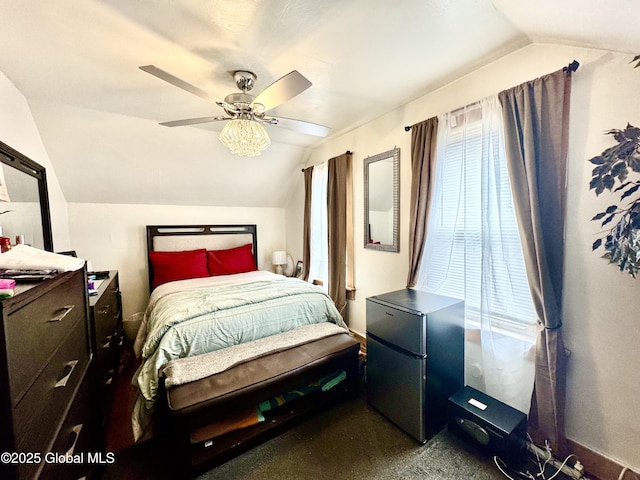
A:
<box><xmin>98</xmin><ymin>306</ymin><xmax>110</xmax><ymax>315</ymax></box>
<box><xmin>65</xmin><ymin>423</ymin><xmax>83</xmax><ymax>457</ymax></box>
<box><xmin>102</xmin><ymin>335</ymin><xmax>113</xmax><ymax>349</ymax></box>
<box><xmin>55</xmin><ymin>359</ymin><xmax>79</xmax><ymax>388</ymax></box>
<box><xmin>49</xmin><ymin>305</ymin><xmax>75</xmax><ymax>322</ymax></box>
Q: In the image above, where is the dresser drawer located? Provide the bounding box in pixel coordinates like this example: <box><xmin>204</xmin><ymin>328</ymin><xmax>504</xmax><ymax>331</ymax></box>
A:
<box><xmin>95</xmin><ymin>334</ymin><xmax>115</xmax><ymax>380</ymax></box>
<box><xmin>94</xmin><ymin>300</ymin><xmax>120</xmax><ymax>352</ymax></box>
<box><xmin>39</xmin><ymin>371</ymin><xmax>93</xmax><ymax>480</ymax></box>
<box><xmin>6</xmin><ymin>271</ymin><xmax>86</xmax><ymax>402</ymax></box>
<box><xmin>15</xmin><ymin>317</ymin><xmax>90</xmax><ymax>452</ymax></box>
<box><xmin>98</xmin><ymin>276</ymin><xmax>119</xmax><ymax>310</ymax></box>
<box><xmin>96</xmin><ymin>324</ymin><xmax>122</xmax><ymax>379</ymax></box>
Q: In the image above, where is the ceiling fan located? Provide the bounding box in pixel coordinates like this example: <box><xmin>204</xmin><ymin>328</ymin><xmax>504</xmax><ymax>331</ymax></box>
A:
<box><xmin>139</xmin><ymin>65</ymin><xmax>331</xmax><ymax>138</ymax></box>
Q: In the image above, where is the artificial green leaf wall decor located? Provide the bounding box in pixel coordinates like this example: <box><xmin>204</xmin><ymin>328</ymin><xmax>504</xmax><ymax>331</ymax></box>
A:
<box><xmin>589</xmin><ymin>123</ymin><xmax>640</xmax><ymax>277</ymax></box>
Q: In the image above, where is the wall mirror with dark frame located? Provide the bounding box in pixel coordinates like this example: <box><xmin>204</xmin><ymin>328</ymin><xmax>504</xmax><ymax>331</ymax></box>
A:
<box><xmin>364</xmin><ymin>147</ymin><xmax>400</xmax><ymax>252</ymax></box>
<box><xmin>0</xmin><ymin>140</ymin><xmax>53</xmax><ymax>252</ymax></box>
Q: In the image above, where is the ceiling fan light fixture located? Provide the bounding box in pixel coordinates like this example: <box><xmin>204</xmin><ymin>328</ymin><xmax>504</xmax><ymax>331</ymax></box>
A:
<box><xmin>219</xmin><ymin>118</ymin><xmax>271</xmax><ymax>157</ymax></box>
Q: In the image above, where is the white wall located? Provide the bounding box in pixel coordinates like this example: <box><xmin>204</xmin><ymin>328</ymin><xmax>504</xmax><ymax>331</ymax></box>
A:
<box><xmin>369</xmin><ymin>209</ymin><xmax>393</xmax><ymax>245</ymax></box>
<box><xmin>0</xmin><ymin>72</ymin><xmax>70</xmax><ymax>249</ymax></box>
<box><xmin>68</xmin><ymin>203</ymin><xmax>286</xmax><ymax>319</ymax></box>
<box><xmin>0</xmin><ymin>203</ymin><xmax>43</xmax><ymax>248</ymax></box>
<box><xmin>287</xmin><ymin>43</ymin><xmax>640</xmax><ymax>471</ymax></box>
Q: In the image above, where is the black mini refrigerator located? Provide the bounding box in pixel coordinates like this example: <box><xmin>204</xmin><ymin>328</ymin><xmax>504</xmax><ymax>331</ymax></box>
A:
<box><xmin>366</xmin><ymin>289</ymin><xmax>464</xmax><ymax>443</ymax></box>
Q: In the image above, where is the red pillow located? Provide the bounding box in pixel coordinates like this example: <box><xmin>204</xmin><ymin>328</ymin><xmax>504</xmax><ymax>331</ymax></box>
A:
<box><xmin>149</xmin><ymin>249</ymin><xmax>209</xmax><ymax>289</ymax></box>
<box><xmin>207</xmin><ymin>244</ymin><xmax>257</xmax><ymax>276</ymax></box>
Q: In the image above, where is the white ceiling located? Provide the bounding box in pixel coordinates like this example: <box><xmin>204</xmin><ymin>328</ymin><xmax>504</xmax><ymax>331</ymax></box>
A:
<box><xmin>0</xmin><ymin>0</ymin><xmax>638</xmax><ymax>207</ymax></box>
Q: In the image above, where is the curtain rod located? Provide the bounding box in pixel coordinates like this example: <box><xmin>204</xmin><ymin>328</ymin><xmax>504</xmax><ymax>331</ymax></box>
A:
<box><xmin>404</xmin><ymin>59</ymin><xmax>580</xmax><ymax>132</ymax></box>
<box><xmin>301</xmin><ymin>151</ymin><xmax>352</xmax><ymax>172</ymax></box>
<box><xmin>563</xmin><ymin>59</ymin><xmax>580</xmax><ymax>73</ymax></box>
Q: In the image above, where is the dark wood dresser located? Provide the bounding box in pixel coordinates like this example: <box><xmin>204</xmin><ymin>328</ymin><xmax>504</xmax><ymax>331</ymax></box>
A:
<box><xmin>0</xmin><ymin>268</ymin><xmax>95</xmax><ymax>479</ymax></box>
<box><xmin>88</xmin><ymin>271</ymin><xmax>123</xmax><ymax>443</ymax></box>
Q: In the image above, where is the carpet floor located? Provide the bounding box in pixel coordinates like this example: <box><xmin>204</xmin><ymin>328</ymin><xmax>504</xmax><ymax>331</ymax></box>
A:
<box><xmin>196</xmin><ymin>397</ymin><xmax>508</xmax><ymax>480</ymax></box>
<box><xmin>103</xmin><ymin>349</ymin><xmax>572</xmax><ymax>480</ymax></box>
<box><xmin>104</xmin><ymin>394</ymin><xmax>532</xmax><ymax>480</ymax></box>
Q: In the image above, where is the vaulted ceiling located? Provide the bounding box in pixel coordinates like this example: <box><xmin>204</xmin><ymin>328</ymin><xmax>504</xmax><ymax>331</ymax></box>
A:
<box><xmin>0</xmin><ymin>0</ymin><xmax>638</xmax><ymax>207</ymax></box>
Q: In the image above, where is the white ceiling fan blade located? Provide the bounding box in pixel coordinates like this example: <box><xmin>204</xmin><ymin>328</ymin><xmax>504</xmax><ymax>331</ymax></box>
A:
<box><xmin>159</xmin><ymin>116</ymin><xmax>229</xmax><ymax>127</ymax></box>
<box><xmin>139</xmin><ymin>65</ymin><xmax>237</xmax><ymax>112</ymax></box>
<box><xmin>270</xmin><ymin>116</ymin><xmax>331</xmax><ymax>137</ymax></box>
<box><xmin>251</xmin><ymin>70</ymin><xmax>312</xmax><ymax>112</ymax></box>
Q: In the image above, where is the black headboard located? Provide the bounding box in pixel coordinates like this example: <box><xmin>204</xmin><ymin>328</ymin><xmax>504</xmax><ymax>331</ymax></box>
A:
<box><xmin>146</xmin><ymin>224</ymin><xmax>258</xmax><ymax>288</ymax></box>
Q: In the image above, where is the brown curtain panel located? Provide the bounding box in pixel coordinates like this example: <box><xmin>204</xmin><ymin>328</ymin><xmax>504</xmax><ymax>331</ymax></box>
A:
<box><xmin>498</xmin><ymin>68</ymin><xmax>573</xmax><ymax>453</ymax></box>
<box><xmin>301</xmin><ymin>166</ymin><xmax>313</xmax><ymax>282</ymax></box>
<box><xmin>406</xmin><ymin>116</ymin><xmax>438</xmax><ymax>287</ymax></box>
<box><xmin>328</xmin><ymin>152</ymin><xmax>352</xmax><ymax>316</ymax></box>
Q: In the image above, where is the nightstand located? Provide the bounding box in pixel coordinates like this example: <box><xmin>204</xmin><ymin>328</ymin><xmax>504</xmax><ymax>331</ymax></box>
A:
<box><xmin>89</xmin><ymin>270</ymin><xmax>123</xmax><ymax>442</ymax></box>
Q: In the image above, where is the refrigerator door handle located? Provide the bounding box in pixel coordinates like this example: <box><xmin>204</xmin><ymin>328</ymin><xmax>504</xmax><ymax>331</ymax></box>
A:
<box><xmin>366</xmin><ymin>332</ymin><xmax>427</xmax><ymax>359</ymax></box>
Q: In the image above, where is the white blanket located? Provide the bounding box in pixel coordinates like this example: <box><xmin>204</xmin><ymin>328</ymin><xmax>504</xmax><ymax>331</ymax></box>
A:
<box><xmin>0</xmin><ymin>244</ymin><xmax>85</xmax><ymax>271</ymax></box>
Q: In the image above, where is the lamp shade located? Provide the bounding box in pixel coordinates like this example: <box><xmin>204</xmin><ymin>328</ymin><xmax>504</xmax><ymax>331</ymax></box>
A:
<box><xmin>271</xmin><ymin>250</ymin><xmax>287</xmax><ymax>266</ymax></box>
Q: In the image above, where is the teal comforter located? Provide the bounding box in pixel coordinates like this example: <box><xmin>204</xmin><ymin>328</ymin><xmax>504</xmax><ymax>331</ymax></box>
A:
<box><xmin>134</xmin><ymin>276</ymin><xmax>346</xmax><ymax>406</ymax></box>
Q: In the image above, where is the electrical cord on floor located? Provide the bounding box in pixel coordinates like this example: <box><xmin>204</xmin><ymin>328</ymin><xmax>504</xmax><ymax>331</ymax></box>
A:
<box><xmin>526</xmin><ymin>434</ymin><xmax>583</xmax><ymax>480</ymax></box>
<box><xmin>618</xmin><ymin>466</ymin><xmax>640</xmax><ymax>480</ymax></box>
<box><xmin>546</xmin><ymin>454</ymin><xmax>577</xmax><ymax>480</ymax></box>
<box><xmin>529</xmin><ymin>437</ymin><xmax>551</xmax><ymax>476</ymax></box>
<box><xmin>494</xmin><ymin>439</ymin><xmax>581</xmax><ymax>480</ymax></box>
<box><xmin>494</xmin><ymin>456</ymin><xmax>536</xmax><ymax>480</ymax></box>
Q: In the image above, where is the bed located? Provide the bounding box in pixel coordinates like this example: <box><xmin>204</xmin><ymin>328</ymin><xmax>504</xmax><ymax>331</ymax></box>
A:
<box><xmin>132</xmin><ymin>224</ymin><xmax>361</xmax><ymax>474</ymax></box>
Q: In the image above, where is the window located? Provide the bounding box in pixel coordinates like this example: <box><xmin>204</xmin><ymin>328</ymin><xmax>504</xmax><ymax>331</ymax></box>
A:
<box><xmin>307</xmin><ymin>162</ymin><xmax>328</xmax><ymax>290</ymax></box>
<box><xmin>416</xmin><ymin>98</ymin><xmax>537</xmax><ymax>340</ymax></box>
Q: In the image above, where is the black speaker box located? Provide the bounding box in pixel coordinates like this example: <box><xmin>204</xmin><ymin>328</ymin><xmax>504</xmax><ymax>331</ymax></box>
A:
<box><xmin>448</xmin><ymin>386</ymin><xmax>527</xmax><ymax>467</ymax></box>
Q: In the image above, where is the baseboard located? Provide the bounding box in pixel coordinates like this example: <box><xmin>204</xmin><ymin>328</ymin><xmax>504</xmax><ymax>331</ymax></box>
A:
<box><xmin>567</xmin><ymin>438</ymin><xmax>640</xmax><ymax>480</ymax></box>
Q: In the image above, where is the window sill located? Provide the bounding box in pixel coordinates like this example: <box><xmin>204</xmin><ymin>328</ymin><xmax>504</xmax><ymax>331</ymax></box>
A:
<box><xmin>311</xmin><ymin>278</ymin><xmax>356</xmax><ymax>300</ymax></box>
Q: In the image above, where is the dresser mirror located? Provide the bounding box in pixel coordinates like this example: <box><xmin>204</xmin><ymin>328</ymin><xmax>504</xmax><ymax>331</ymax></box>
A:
<box><xmin>0</xmin><ymin>140</ymin><xmax>53</xmax><ymax>251</ymax></box>
<box><xmin>364</xmin><ymin>147</ymin><xmax>399</xmax><ymax>252</ymax></box>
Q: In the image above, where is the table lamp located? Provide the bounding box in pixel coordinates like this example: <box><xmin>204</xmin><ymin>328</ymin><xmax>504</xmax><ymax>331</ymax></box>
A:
<box><xmin>272</xmin><ymin>250</ymin><xmax>288</xmax><ymax>275</ymax></box>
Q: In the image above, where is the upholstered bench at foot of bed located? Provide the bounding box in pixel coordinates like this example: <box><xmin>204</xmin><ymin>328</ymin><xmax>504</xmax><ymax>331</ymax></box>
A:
<box><xmin>159</xmin><ymin>332</ymin><xmax>361</xmax><ymax>473</ymax></box>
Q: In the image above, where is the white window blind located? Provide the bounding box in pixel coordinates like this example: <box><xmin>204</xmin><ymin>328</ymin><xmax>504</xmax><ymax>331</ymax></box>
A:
<box><xmin>417</xmin><ymin>98</ymin><xmax>537</xmax><ymax>338</ymax></box>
